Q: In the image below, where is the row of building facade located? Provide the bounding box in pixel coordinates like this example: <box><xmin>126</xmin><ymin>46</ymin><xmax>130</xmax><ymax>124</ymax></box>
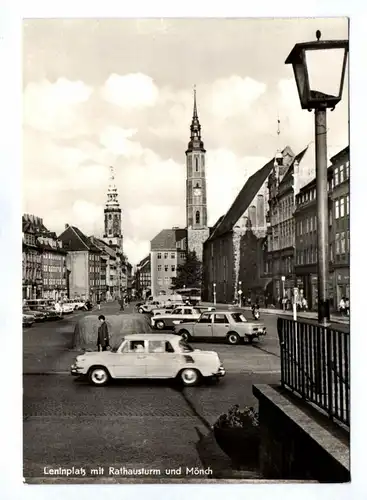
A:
<box><xmin>22</xmin><ymin>168</ymin><xmax>134</xmax><ymax>302</ymax></box>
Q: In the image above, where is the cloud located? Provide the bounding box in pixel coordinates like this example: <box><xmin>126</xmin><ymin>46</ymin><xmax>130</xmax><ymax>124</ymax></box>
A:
<box><xmin>101</xmin><ymin>73</ymin><xmax>159</xmax><ymax>109</ymax></box>
<box><xmin>99</xmin><ymin>126</ymin><xmax>144</xmax><ymax>158</ymax></box>
<box><xmin>23</xmin><ymin>78</ymin><xmax>93</xmax><ymax>137</ymax></box>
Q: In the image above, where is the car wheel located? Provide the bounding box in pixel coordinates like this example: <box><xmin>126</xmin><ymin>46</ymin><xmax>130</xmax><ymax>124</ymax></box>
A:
<box><xmin>155</xmin><ymin>320</ymin><xmax>165</xmax><ymax>330</ymax></box>
<box><xmin>227</xmin><ymin>332</ymin><xmax>240</xmax><ymax>345</ymax></box>
<box><xmin>179</xmin><ymin>330</ymin><xmax>191</xmax><ymax>342</ymax></box>
<box><xmin>88</xmin><ymin>366</ymin><xmax>110</xmax><ymax>386</ymax></box>
<box><xmin>180</xmin><ymin>368</ymin><xmax>200</xmax><ymax>386</ymax></box>
<box><xmin>246</xmin><ymin>335</ymin><xmax>254</xmax><ymax>344</ymax></box>
<box><xmin>138</xmin><ymin>307</ymin><xmax>144</xmax><ymax>314</ymax></box>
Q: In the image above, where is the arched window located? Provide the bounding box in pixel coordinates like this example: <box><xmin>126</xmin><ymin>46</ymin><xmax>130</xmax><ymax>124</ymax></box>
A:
<box><xmin>195</xmin><ymin>182</ymin><xmax>200</xmax><ymax>188</ymax></box>
<box><xmin>195</xmin><ymin>157</ymin><xmax>199</xmax><ymax>171</ymax></box>
<box><xmin>108</xmin><ymin>214</ymin><xmax>112</xmax><ymax>220</ymax></box>
<box><xmin>195</xmin><ymin>211</ymin><xmax>200</xmax><ymax>224</ymax></box>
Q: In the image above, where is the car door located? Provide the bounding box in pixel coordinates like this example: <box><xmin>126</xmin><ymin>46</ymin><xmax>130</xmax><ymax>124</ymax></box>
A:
<box><xmin>112</xmin><ymin>340</ymin><xmax>147</xmax><ymax>378</ymax></box>
<box><xmin>144</xmin><ymin>340</ymin><xmax>178</xmax><ymax>378</ymax></box>
<box><xmin>192</xmin><ymin>312</ymin><xmax>213</xmax><ymax>339</ymax></box>
<box><xmin>212</xmin><ymin>313</ymin><xmax>231</xmax><ymax>339</ymax></box>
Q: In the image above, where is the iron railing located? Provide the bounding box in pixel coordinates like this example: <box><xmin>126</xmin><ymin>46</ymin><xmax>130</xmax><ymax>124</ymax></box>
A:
<box><xmin>278</xmin><ymin>317</ymin><xmax>350</xmax><ymax>428</ymax></box>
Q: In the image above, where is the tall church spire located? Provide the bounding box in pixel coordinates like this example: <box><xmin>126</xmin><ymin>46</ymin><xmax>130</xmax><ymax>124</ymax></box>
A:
<box><xmin>106</xmin><ymin>166</ymin><xmax>120</xmax><ymax>209</ymax></box>
<box><xmin>187</xmin><ymin>85</ymin><xmax>205</xmax><ymax>152</ymax></box>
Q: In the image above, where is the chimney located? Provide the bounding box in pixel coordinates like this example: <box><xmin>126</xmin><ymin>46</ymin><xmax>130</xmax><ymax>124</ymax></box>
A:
<box><xmin>248</xmin><ymin>205</ymin><xmax>257</xmax><ymax>229</ymax></box>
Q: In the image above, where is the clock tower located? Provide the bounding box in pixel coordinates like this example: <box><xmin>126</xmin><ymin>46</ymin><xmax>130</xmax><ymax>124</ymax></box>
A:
<box><xmin>186</xmin><ymin>87</ymin><xmax>209</xmax><ymax>261</ymax></box>
<box><xmin>103</xmin><ymin>166</ymin><xmax>123</xmax><ymax>250</ymax></box>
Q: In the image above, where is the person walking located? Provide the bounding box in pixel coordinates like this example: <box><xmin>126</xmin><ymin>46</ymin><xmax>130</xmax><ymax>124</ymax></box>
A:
<box><xmin>345</xmin><ymin>297</ymin><xmax>350</xmax><ymax>316</ymax></box>
<box><xmin>97</xmin><ymin>315</ymin><xmax>109</xmax><ymax>352</ymax></box>
<box><xmin>97</xmin><ymin>297</ymin><xmax>101</xmax><ymax>310</ymax></box>
<box><xmin>119</xmin><ymin>297</ymin><xmax>124</xmax><ymax>311</ymax></box>
<box><xmin>339</xmin><ymin>297</ymin><xmax>346</xmax><ymax>316</ymax></box>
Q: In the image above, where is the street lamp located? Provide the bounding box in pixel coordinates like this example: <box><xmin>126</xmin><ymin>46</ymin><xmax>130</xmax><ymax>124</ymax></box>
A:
<box><xmin>285</xmin><ymin>31</ymin><xmax>348</xmax><ymax>325</ymax></box>
<box><xmin>213</xmin><ymin>283</ymin><xmax>217</xmax><ymax>306</ymax></box>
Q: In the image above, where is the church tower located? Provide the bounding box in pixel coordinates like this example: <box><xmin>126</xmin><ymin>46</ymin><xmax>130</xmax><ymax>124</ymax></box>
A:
<box><xmin>103</xmin><ymin>166</ymin><xmax>123</xmax><ymax>250</ymax></box>
<box><xmin>186</xmin><ymin>87</ymin><xmax>209</xmax><ymax>261</ymax></box>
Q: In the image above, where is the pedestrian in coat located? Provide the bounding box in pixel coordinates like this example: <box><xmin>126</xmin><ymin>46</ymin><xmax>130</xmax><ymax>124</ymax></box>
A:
<box><xmin>97</xmin><ymin>297</ymin><xmax>101</xmax><ymax>310</ymax></box>
<box><xmin>97</xmin><ymin>315</ymin><xmax>109</xmax><ymax>352</ymax></box>
<box><xmin>119</xmin><ymin>297</ymin><xmax>124</xmax><ymax>311</ymax></box>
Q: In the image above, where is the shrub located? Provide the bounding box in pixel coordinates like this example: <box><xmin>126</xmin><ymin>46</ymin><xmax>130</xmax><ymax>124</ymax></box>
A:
<box><xmin>213</xmin><ymin>404</ymin><xmax>259</xmax><ymax>430</ymax></box>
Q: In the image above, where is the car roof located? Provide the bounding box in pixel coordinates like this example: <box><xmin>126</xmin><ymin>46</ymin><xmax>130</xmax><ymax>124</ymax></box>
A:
<box><xmin>124</xmin><ymin>333</ymin><xmax>179</xmax><ymax>341</ymax></box>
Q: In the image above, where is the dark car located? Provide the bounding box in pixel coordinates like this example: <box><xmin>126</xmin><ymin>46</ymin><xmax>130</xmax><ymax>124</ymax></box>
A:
<box><xmin>23</xmin><ymin>307</ymin><xmax>46</xmax><ymax>322</ymax></box>
<box><xmin>33</xmin><ymin>306</ymin><xmax>63</xmax><ymax>321</ymax></box>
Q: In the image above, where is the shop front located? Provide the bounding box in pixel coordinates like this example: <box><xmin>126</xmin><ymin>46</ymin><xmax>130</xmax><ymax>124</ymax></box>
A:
<box><xmin>334</xmin><ymin>268</ymin><xmax>350</xmax><ymax>306</ymax></box>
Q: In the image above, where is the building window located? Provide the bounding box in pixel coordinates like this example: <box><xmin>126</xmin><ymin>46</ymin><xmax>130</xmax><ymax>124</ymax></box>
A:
<box><xmin>335</xmin><ymin>233</ymin><xmax>341</xmax><ymax>254</ymax></box>
<box><xmin>164</xmin><ymin>265</ymin><xmax>168</xmax><ymax>272</ymax></box>
<box><xmin>329</xmin><ymin>208</ymin><xmax>332</xmax><ymax>226</ymax></box>
<box><xmin>164</xmin><ymin>277</ymin><xmax>169</xmax><ymax>284</ymax></box>
<box><xmin>340</xmin><ymin>232</ymin><xmax>346</xmax><ymax>254</ymax></box>
<box><xmin>299</xmin><ymin>220</ymin><xmax>303</xmax><ymax>235</ymax></box>
<box><xmin>180</xmin><ymin>252</ymin><xmax>186</xmax><ymax>259</ymax></box>
<box><xmin>334</xmin><ymin>166</ymin><xmax>339</xmax><ymax>186</ymax></box>
<box><xmin>171</xmin><ymin>265</ymin><xmax>175</xmax><ymax>272</ymax></box>
<box><xmin>335</xmin><ymin>199</ymin><xmax>340</xmax><ymax>219</ymax></box>
<box><xmin>195</xmin><ymin>157</ymin><xmax>199</xmax><ymax>171</ymax></box>
<box><xmin>306</xmin><ymin>217</ymin><xmax>309</xmax><ymax>233</ymax></box>
<box><xmin>340</xmin><ymin>164</ymin><xmax>345</xmax><ymax>183</ymax></box>
<box><xmin>340</xmin><ymin>197</ymin><xmax>345</xmax><ymax>218</ymax></box>
<box><xmin>346</xmin><ymin>160</ymin><xmax>350</xmax><ymax>179</ymax></box>
<box><xmin>157</xmin><ymin>278</ymin><xmax>162</xmax><ymax>285</ymax></box>
<box><xmin>157</xmin><ymin>265</ymin><xmax>162</xmax><ymax>271</ymax></box>
<box><xmin>164</xmin><ymin>252</ymin><xmax>168</xmax><ymax>259</ymax></box>
<box><xmin>346</xmin><ymin>195</ymin><xmax>349</xmax><ymax>215</ymax></box>
<box><xmin>170</xmin><ymin>252</ymin><xmax>175</xmax><ymax>259</ymax></box>
<box><xmin>157</xmin><ymin>253</ymin><xmax>162</xmax><ymax>259</ymax></box>
<box><xmin>195</xmin><ymin>211</ymin><xmax>200</xmax><ymax>224</ymax></box>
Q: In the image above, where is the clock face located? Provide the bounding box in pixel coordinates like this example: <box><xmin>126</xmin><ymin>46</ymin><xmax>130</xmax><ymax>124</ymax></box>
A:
<box><xmin>194</xmin><ymin>187</ymin><xmax>201</xmax><ymax>196</ymax></box>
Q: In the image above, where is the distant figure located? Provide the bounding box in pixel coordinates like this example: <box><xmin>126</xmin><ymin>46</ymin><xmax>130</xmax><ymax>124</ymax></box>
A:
<box><xmin>97</xmin><ymin>298</ymin><xmax>101</xmax><ymax>310</ymax></box>
<box><xmin>345</xmin><ymin>297</ymin><xmax>350</xmax><ymax>316</ymax></box>
<box><xmin>339</xmin><ymin>297</ymin><xmax>346</xmax><ymax>316</ymax></box>
<box><xmin>301</xmin><ymin>297</ymin><xmax>308</xmax><ymax>311</ymax></box>
<box><xmin>55</xmin><ymin>300</ymin><xmax>62</xmax><ymax>317</ymax></box>
<box><xmin>97</xmin><ymin>315</ymin><xmax>109</xmax><ymax>352</ymax></box>
<box><xmin>119</xmin><ymin>297</ymin><xmax>124</xmax><ymax>311</ymax></box>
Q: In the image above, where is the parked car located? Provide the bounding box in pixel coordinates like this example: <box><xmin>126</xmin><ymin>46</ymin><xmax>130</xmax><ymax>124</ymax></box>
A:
<box><xmin>173</xmin><ymin>310</ymin><xmax>267</xmax><ymax>345</ymax></box>
<box><xmin>22</xmin><ymin>307</ymin><xmax>46</xmax><ymax>322</ymax></box>
<box><xmin>70</xmin><ymin>333</ymin><xmax>226</xmax><ymax>386</ymax></box>
<box><xmin>61</xmin><ymin>302</ymin><xmax>75</xmax><ymax>314</ymax></box>
<box><xmin>23</xmin><ymin>313</ymin><xmax>35</xmax><ymax>327</ymax></box>
<box><xmin>33</xmin><ymin>306</ymin><xmax>62</xmax><ymax>321</ymax></box>
<box><xmin>137</xmin><ymin>301</ymin><xmax>164</xmax><ymax>314</ymax></box>
<box><xmin>151</xmin><ymin>306</ymin><xmax>202</xmax><ymax>330</ymax></box>
<box><xmin>151</xmin><ymin>304</ymin><xmax>177</xmax><ymax>316</ymax></box>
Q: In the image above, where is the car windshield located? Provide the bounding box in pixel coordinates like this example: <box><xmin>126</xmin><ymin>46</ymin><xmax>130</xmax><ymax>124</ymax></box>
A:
<box><xmin>178</xmin><ymin>340</ymin><xmax>194</xmax><ymax>353</ymax></box>
<box><xmin>231</xmin><ymin>313</ymin><xmax>247</xmax><ymax>323</ymax></box>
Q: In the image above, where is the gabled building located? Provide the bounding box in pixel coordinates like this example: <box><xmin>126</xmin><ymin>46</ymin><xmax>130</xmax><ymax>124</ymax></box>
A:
<box><xmin>58</xmin><ymin>224</ymin><xmax>102</xmax><ymax>301</ymax></box>
<box><xmin>22</xmin><ymin>214</ymin><xmax>67</xmax><ymax>300</ymax></box>
<box><xmin>294</xmin><ymin>146</ymin><xmax>349</xmax><ymax>311</ymax></box>
<box><xmin>135</xmin><ymin>255</ymin><xmax>151</xmax><ymax>298</ymax></box>
<box><xmin>265</xmin><ymin>146</ymin><xmax>309</xmax><ymax>305</ymax></box>
<box><xmin>202</xmin><ymin>156</ymin><xmax>277</xmax><ymax>303</ymax></box>
<box><xmin>150</xmin><ymin>228</ymin><xmax>187</xmax><ymax>297</ymax></box>
<box><xmin>22</xmin><ymin>214</ymin><xmax>43</xmax><ymax>299</ymax></box>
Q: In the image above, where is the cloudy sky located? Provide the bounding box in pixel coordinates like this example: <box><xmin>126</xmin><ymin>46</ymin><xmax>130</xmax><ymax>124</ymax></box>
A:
<box><xmin>23</xmin><ymin>18</ymin><xmax>349</xmax><ymax>265</ymax></box>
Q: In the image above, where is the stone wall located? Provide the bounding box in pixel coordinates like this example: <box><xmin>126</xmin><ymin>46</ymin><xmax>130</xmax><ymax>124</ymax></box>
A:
<box><xmin>253</xmin><ymin>384</ymin><xmax>350</xmax><ymax>482</ymax></box>
<box><xmin>188</xmin><ymin>227</ymin><xmax>210</xmax><ymax>262</ymax></box>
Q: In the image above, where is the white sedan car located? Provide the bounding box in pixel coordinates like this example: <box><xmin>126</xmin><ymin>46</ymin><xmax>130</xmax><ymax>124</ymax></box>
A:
<box><xmin>70</xmin><ymin>333</ymin><xmax>226</xmax><ymax>387</ymax></box>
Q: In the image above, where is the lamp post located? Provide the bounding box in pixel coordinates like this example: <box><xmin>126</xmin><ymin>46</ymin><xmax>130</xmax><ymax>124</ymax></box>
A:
<box><xmin>213</xmin><ymin>283</ymin><xmax>217</xmax><ymax>306</ymax></box>
<box><xmin>285</xmin><ymin>31</ymin><xmax>348</xmax><ymax>325</ymax></box>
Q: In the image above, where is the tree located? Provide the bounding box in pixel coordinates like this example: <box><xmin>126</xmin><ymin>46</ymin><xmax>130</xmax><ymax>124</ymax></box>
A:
<box><xmin>171</xmin><ymin>251</ymin><xmax>202</xmax><ymax>290</ymax></box>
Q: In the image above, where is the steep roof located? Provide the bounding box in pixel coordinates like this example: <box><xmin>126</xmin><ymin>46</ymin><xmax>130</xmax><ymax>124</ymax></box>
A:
<box><xmin>330</xmin><ymin>145</ymin><xmax>349</xmax><ymax>164</ymax></box>
<box><xmin>208</xmin><ymin>158</ymin><xmax>275</xmax><ymax>241</ymax></box>
<box><xmin>151</xmin><ymin>228</ymin><xmax>187</xmax><ymax>251</ymax></box>
<box><xmin>58</xmin><ymin>226</ymin><xmax>101</xmax><ymax>252</ymax></box>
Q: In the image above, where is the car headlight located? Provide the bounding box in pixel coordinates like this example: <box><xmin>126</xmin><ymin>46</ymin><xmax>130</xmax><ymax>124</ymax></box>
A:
<box><xmin>173</xmin><ymin>320</ymin><xmax>182</xmax><ymax>325</ymax></box>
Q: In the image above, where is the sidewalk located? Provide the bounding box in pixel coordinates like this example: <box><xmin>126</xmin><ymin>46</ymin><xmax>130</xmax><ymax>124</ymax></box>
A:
<box><xmin>200</xmin><ymin>302</ymin><xmax>349</xmax><ymax>325</ymax></box>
